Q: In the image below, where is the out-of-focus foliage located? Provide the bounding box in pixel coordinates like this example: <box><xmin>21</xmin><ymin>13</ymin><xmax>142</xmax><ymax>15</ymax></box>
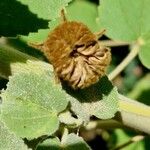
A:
<box><xmin>99</xmin><ymin>0</ymin><xmax>150</xmax><ymax>69</ymax></box>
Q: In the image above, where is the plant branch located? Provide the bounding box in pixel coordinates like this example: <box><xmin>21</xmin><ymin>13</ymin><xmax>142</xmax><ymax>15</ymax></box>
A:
<box><xmin>116</xmin><ymin>94</ymin><xmax>150</xmax><ymax>134</ymax></box>
<box><xmin>118</xmin><ymin>94</ymin><xmax>150</xmax><ymax>118</ymax></box>
<box><xmin>99</xmin><ymin>40</ymin><xmax>130</xmax><ymax>47</ymax></box>
<box><xmin>0</xmin><ymin>44</ymin><xmax>53</xmax><ymax>79</ymax></box>
<box><xmin>61</xmin><ymin>127</ymin><xmax>69</xmax><ymax>144</ymax></box>
<box><xmin>108</xmin><ymin>43</ymin><xmax>139</xmax><ymax>81</ymax></box>
<box><xmin>111</xmin><ymin>135</ymin><xmax>144</xmax><ymax>150</ymax></box>
<box><xmin>85</xmin><ymin>120</ymin><xmax>124</xmax><ymax>130</ymax></box>
<box><xmin>85</xmin><ymin>94</ymin><xmax>150</xmax><ymax>134</ymax></box>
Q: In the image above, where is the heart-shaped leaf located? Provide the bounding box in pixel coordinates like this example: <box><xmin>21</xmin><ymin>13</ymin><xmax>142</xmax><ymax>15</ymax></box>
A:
<box><xmin>1</xmin><ymin>71</ymin><xmax>68</xmax><ymax>138</ymax></box>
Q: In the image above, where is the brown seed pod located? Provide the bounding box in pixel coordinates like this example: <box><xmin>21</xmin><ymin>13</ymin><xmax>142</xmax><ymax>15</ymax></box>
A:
<box><xmin>31</xmin><ymin>20</ymin><xmax>111</xmax><ymax>89</ymax></box>
<box><xmin>39</xmin><ymin>21</ymin><xmax>111</xmax><ymax>89</ymax></box>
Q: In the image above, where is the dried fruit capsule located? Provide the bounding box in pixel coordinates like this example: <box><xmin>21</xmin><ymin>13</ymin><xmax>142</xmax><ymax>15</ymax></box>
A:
<box><xmin>32</xmin><ymin>21</ymin><xmax>111</xmax><ymax>89</ymax></box>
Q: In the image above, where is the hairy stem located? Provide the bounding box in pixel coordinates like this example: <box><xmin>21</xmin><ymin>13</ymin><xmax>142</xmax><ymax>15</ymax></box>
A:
<box><xmin>85</xmin><ymin>94</ymin><xmax>150</xmax><ymax>134</ymax></box>
<box><xmin>108</xmin><ymin>43</ymin><xmax>139</xmax><ymax>80</ymax></box>
<box><xmin>100</xmin><ymin>40</ymin><xmax>130</xmax><ymax>47</ymax></box>
<box><xmin>85</xmin><ymin>120</ymin><xmax>124</xmax><ymax>130</ymax></box>
<box><xmin>117</xmin><ymin>94</ymin><xmax>150</xmax><ymax>134</ymax></box>
<box><xmin>61</xmin><ymin>127</ymin><xmax>69</xmax><ymax>144</ymax></box>
<box><xmin>118</xmin><ymin>94</ymin><xmax>150</xmax><ymax>117</ymax></box>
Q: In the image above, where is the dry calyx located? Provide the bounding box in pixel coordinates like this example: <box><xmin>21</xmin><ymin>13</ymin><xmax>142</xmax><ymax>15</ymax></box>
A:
<box><xmin>30</xmin><ymin>19</ymin><xmax>111</xmax><ymax>89</ymax></box>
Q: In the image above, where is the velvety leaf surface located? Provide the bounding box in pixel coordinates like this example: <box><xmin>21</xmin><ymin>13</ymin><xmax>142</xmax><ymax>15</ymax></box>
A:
<box><xmin>21</xmin><ymin>0</ymin><xmax>100</xmax><ymax>43</ymax></box>
<box><xmin>139</xmin><ymin>45</ymin><xmax>150</xmax><ymax>69</ymax></box>
<box><xmin>139</xmin><ymin>34</ymin><xmax>150</xmax><ymax>69</ymax></box>
<box><xmin>0</xmin><ymin>0</ymin><xmax>71</xmax><ymax>37</ymax></box>
<box><xmin>37</xmin><ymin>134</ymin><xmax>91</xmax><ymax>150</ymax></box>
<box><xmin>99</xmin><ymin>0</ymin><xmax>150</xmax><ymax>41</ymax></box>
<box><xmin>0</xmin><ymin>0</ymin><xmax>48</xmax><ymax>37</ymax></box>
<box><xmin>0</xmin><ymin>122</ymin><xmax>30</xmax><ymax>150</ymax></box>
<box><xmin>67</xmin><ymin>0</ymin><xmax>101</xmax><ymax>32</ymax></box>
<box><xmin>1</xmin><ymin>71</ymin><xmax>68</xmax><ymax>138</ymax></box>
<box><xmin>37</xmin><ymin>137</ymin><xmax>61</xmax><ymax>150</ymax></box>
<box><xmin>17</xmin><ymin>0</ymin><xmax>72</xmax><ymax>20</ymax></box>
<box><xmin>65</xmin><ymin>76</ymin><xmax>119</xmax><ymax>122</ymax></box>
<box><xmin>62</xmin><ymin>133</ymin><xmax>91</xmax><ymax>150</ymax></box>
<box><xmin>21</xmin><ymin>19</ymin><xmax>59</xmax><ymax>43</ymax></box>
<box><xmin>99</xmin><ymin>0</ymin><xmax>150</xmax><ymax>68</ymax></box>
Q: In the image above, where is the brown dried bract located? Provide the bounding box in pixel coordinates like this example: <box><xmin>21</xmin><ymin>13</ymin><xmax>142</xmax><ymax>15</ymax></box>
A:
<box><xmin>33</xmin><ymin>21</ymin><xmax>111</xmax><ymax>89</ymax></box>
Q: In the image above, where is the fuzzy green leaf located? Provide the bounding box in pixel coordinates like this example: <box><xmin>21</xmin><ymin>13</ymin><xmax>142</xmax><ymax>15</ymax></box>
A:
<box><xmin>0</xmin><ymin>122</ymin><xmax>30</xmax><ymax>150</ymax></box>
<box><xmin>21</xmin><ymin>0</ymin><xmax>100</xmax><ymax>43</ymax></box>
<box><xmin>0</xmin><ymin>0</ymin><xmax>48</xmax><ymax>37</ymax></box>
<box><xmin>139</xmin><ymin>34</ymin><xmax>150</xmax><ymax>69</ymax></box>
<box><xmin>0</xmin><ymin>0</ymin><xmax>71</xmax><ymax>37</ymax></box>
<box><xmin>99</xmin><ymin>0</ymin><xmax>150</xmax><ymax>42</ymax></box>
<box><xmin>99</xmin><ymin>0</ymin><xmax>150</xmax><ymax>69</ymax></box>
<box><xmin>62</xmin><ymin>133</ymin><xmax>91</xmax><ymax>150</ymax></box>
<box><xmin>139</xmin><ymin>45</ymin><xmax>150</xmax><ymax>69</ymax></box>
<box><xmin>66</xmin><ymin>76</ymin><xmax>119</xmax><ymax>122</ymax></box>
<box><xmin>67</xmin><ymin>0</ymin><xmax>101</xmax><ymax>32</ymax></box>
<box><xmin>17</xmin><ymin>0</ymin><xmax>72</xmax><ymax>20</ymax></box>
<box><xmin>58</xmin><ymin>111</ymin><xmax>83</xmax><ymax>128</ymax></box>
<box><xmin>1</xmin><ymin>71</ymin><xmax>68</xmax><ymax>138</ymax></box>
<box><xmin>21</xmin><ymin>19</ymin><xmax>59</xmax><ymax>43</ymax></box>
<box><xmin>37</xmin><ymin>134</ymin><xmax>91</xmax><ymax>150</ymax></box>
<box><xmin>37</xmin><ymin>137</ymin><xmax>61</xmax><ymax>150</ymax></box>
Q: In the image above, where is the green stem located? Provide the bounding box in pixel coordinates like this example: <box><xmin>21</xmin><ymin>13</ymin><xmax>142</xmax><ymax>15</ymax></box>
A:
<box><xmin>0</xmin><ymin>44</ymin><xmax>37</xmax><ymax>79</ymax></box>
<box><xmin>61</xmin><ymin>127</ymin><xmax>69</xmax><ymax>144</ymax></box>
<box><xmin>85</xmin><ymin>120</ymin><xmax>124</xmax><ymax>130</ymax></box>
<box><xmin>117</xmin><ymin>94</ymin><xmax>150</xmax><ymax>134</ymax></box>
<box><xmin>111</xmin><ymin>135</ymin><xmax>144</xmax><ymax>150</ymax></box>
<box><xmin>108</xmin><ymin>43</ymin><xmax>139</xmax><ymax>81</ymax></box>
<box><xmin>100</xmin><ymin>40</ymin><xmax>130</xmax><ymax>47</ymax></box>
<box><xmin>86</xmin><ymin>94</ymin><xmax>150</xmax><ymax>134</ymax></box>
<box><xmin>0</xmin><ymin>44</ymin><xmax>53</xmax><ymax>78</ymax></box>
<box><xmin>119</xmin><ymin>94</ymin><xmax>150</xmax><ymax>118</ymax></box>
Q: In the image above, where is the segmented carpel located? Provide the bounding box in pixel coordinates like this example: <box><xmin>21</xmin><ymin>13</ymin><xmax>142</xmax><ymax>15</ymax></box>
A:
<box><xmin>41</xmin><ymin>21</ymin><xmax>111</xmax><ymax>89</ymax></box>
